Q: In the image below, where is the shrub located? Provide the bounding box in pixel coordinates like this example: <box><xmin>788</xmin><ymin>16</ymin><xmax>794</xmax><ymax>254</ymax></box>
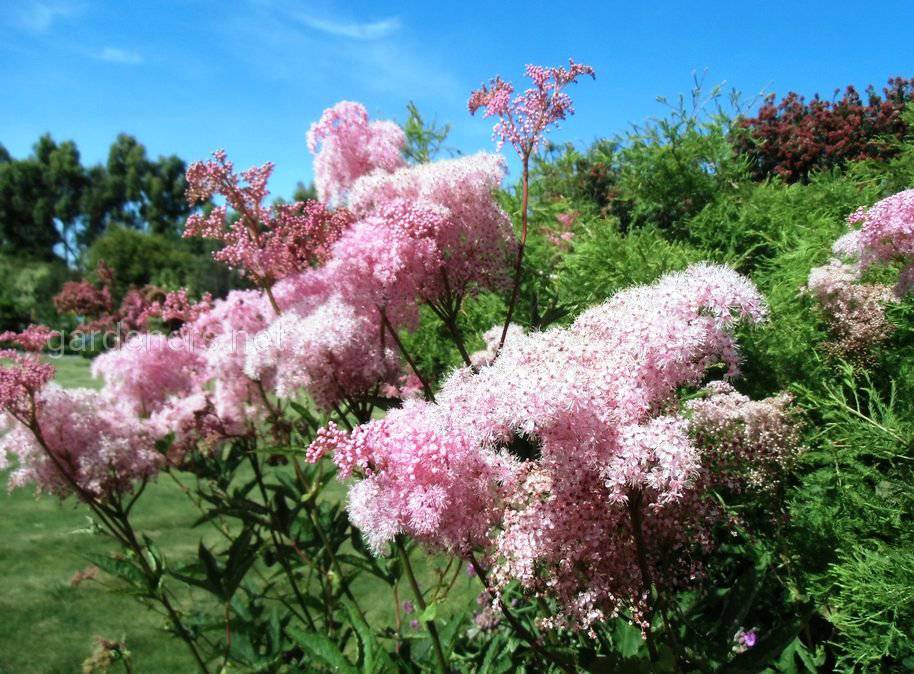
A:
<box><xmin>734</xmin><ymin>77</ymin><xmax>914</xmax><ymax>183</ymax></box>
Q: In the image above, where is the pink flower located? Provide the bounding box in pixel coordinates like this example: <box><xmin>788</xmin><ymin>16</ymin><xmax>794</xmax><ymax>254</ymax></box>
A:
<box><xmin>307</xmin><ymin>101</ymin><xmax>407</xmax><ymax>204</ymax></box>
<box><xmin>834</xmin><ymin>189</ymin><xmax>914</xmax><ymax>297</ymax></box>
<box><xmin>0</xmin><ymin>325</ymin><xmax>59</xmax><ymax>352</ymax></box>
<box><xmin>91</xmin><ymin>333</ymin><xmax>204</xmax><ymax>417</ymax></box>
<box><xmin>469</xmin><ymin>60</ymin><xmax>595</xmax><ymax>157</ymax></box>
<box><xmin>184</xmin><ymin>150</ymin><xmax>352</xmax><ymax>286</ymax></box>
<box><xmin>0</xmin><ymin>350</ymin><xmax>55</xmax><ymax>421</ymax></box>
<box><xmin>311</xmin><ymin>264</ymin><xmax>795</xmax><ymax>632</ymax></box>
<box><xmin>2</xmin><ymin>384</ymin><xmax>160</xmax><ymax>500</ymax></box>
<box><xmin>142</xmin><ymin>289</ymin><xmax>213</xmax><ymax>330</ymax></box>
<box><xmin>346</xmin><ymin>153</ymin><xmax>514</xmax><ymax>303</ymax></box>
<box><xmin>245</xmin><ymin>294</ymin><xmax>399</xmax><ymax>411</ymax></box>
<box><xmin>806</xmin><ymin>258</ymin><xmax>896</xmax><ymax>358</ymax></box>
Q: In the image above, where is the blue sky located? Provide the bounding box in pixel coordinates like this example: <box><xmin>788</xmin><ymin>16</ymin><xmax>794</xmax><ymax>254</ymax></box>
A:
<box><xmin>3</xmin><ymin>0</ymin><xmax>914</xmax><ymax>198</ymax></box>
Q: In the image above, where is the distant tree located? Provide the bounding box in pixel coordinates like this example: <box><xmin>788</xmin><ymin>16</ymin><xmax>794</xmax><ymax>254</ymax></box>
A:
<box><xmin>86</xmin><ymin>226</ymin><xmax>234</xmax><ymax>299</ymax></box>
<box><xmin>82</xmin><ymin>134</ymin><xmax>190</xmax><ymax>239</ymax></box>
<box><xmin>0</xmin><ymin>134</ymin><xmax>193</xmax><ymax>264</ymax></box>
<box><xmin>0</xmin><ymin>134</ymin><xmax>85</xmax><ymax>261</ymax></box>
<box><xmin>292</xmin><ymin>181</ymin><xmax>318</xmax><ymax>202</ymax></box>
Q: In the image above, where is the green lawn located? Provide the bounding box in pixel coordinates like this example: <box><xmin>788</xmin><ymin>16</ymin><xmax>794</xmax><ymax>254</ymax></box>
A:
<box><xmin>0</xmin><ymin>357</ymin><xmax>200</xmax><ymax>672</ymax></box>
<box><xmin>1</xmin><ymin>356</ymin><xmax>476</xmax><ymax>673</ymax></box>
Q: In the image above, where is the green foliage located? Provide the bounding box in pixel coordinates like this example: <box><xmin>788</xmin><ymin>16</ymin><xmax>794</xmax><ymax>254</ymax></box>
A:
<box><xmin>614</xmin><ymin>91</ymin><xmax>747</xmax><ymax>234</ymax></box>
<box><xmin>0</xmin><ymin>133</ymin><xmax>192</xmax><ymax>265</ymax></box>
<box><xmin>402</xmin><ymin>101</ymin><xmax>452</xmax><ymax>164</ymax></box>
<box><xmin>0</xmin><ymin>134</ymin><xmax>84</xmax><ymax>261</ymax></box>
<box><xmin>86</xmin><ymin>226</ymin><xmax>233</xmax><ymax>299</ymax></box>
<box><xmin>553</xmin><ymin>219</ymin><xmax>714</xmax><ymax>311</ymax></box>
<box><xmin>0</xmin><ymin>254</ymin><xmax>71</xmax><ymax>330</ymax></box>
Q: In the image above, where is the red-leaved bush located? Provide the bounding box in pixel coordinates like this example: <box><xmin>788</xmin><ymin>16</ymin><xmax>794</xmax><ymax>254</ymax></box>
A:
<box><xmin>735</xmin><ymin>77</ymin><xmax>914</xmax><ymax>182</ymax></box>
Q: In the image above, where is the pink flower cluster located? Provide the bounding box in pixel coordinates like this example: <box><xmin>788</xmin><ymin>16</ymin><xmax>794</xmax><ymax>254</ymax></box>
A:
<box><xmin>0</xmin><ymin>325</ymin><xmax>161</xmax><ymax>499</ymax></box>
<box><xmin>806</xmin><ymin>258</ymin><xmax>897</xmax><ymax>358</ymax></box>
<box><xmin>807</xmin><ymin>189</ymin><xmax>914</xmax><ymax>357</ymax></box>
<box><xmin>245</xmin><ymin>294</ymin><xmax>399</xmax><ymax>411</ymax></box>
<box><xmin>307</xmin><ymin>101</ymin><xmax>407</xmax><ymax>204</ymax></box>
<box><xmin>0</xmin><ymin>324</ymin><xmax>59</xmax><ymax>352</ymax></box>
<box><xmin>687</xmin><ymin>381</ymin><xmax>803</xmax><ymax>494</ymax></box>
<box><xmin>2</xmin><ymin>384</ymin><xmax>160</xmax><ymax>499</ymax></box>
<box><xmin>91</xmin><ymin>333</ymin><xmax>203</xmax><ymax>417</ymax></box>
<box><xmin>844</xmin><ymin>188</ymin><xmax>914</xmax><ymax>290</ymax></box>
<box><xmin>185</xmin><ymin>150</ymin><xmax>352</xmax><ymax>286</ymax></box>
<box><xmin>0</xmin><ymin>348</ymin><xmax>55</xmax><ymax>422</ymax></box>
<box><xmin>141</xmin><ymin>289</ymin><xmax>214</xmax><ymax>330</ymax></box>
<box><xmin>309</xmin><ymin>264</ymin><xmax>794</xmax><ymax>630</ymax></box>
<box><xmin>346</xmin><ymin>152</ymin><xmax>514</xmax><ymax>306</ymax></box>
<box><xmin>468</xmin><ymin>59</ymin><xmax>595</xmax><ymax>156</ymax></box>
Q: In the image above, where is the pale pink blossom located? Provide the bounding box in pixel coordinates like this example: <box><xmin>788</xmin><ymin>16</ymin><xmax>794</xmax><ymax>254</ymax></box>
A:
<box><xmin>307</xmin><ymin>101</ymin><xmax>407</xmax><ymax>204</ymax></box>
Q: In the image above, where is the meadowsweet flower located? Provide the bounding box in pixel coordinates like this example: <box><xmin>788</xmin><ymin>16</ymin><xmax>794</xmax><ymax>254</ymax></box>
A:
<box><xmin>245</xmin><ymin>294</ymin><xmax>399</xmax><ymax>410</ymax></box>
<box><xmin>0</xmin><ymin>324</ymin><xmax>59</xmax><ymax>352</ymax></box>
<box><xmin>468</xmin><ymin>60</ymin><xmax>595</xmax><ymax>156</ymax></box>
<box><xmin>141</xmin><ymin>289</ymin><xmax>213</xmax><ymax>331</ymax></box>
<box><xmin>830</xmin><ymin>189</ymin><xmax>914</xmax><ymax>296</ymax></box>
<box><xmin>470</xmin><ymin>323</ymin><xmax>524</xmax><ymax>368</ymax></box>
<box><xmin>0</xmin><ymin>349</ymin><xmax>55</xmax><ymax>421</ymax></box>
<box><xmin>687</xmin><ymin>381</ymin><xmax>803</xmax><ymax>493</ymax></box>
<box><xmin>185</xmin><ymin>289</ymin><xmax>275</xmax><ymax>426</ymax></box>
<box><xmin>2</xmin><ymin>384</ymin><xmax>160</xmax><ymax>499</ymax></box>
<box><xmin>307</xmin><ymin>101</ymin><xmax>406</xmax><ymax>204</ymax></box>
<box><xmin>315</xmin><ymin>264</ymin><xmax>793</xmax><ymax>631</ymax></box>
<box><xmin>184</xmin><ymin>150</ymin><xmax>352</xmax><ymax>286</ymax></box>
<box><xmin>806</xmin><ymin>257</ymin><xmax>896</xmax><ymax>358</ymax></box>
<box><xmin>347</xmin><ymin>153</ymin><xmax>514</xmax><ymax>301</ymax></box>
<box><xmin>91</xmin><ymin>333</ymin><xmax>204</xmax><ymax>417</ymax></box>
<box><xmin>310</xmin><ymin>399</ymin><xmax>511</xmax><ymax>552</ymax></box>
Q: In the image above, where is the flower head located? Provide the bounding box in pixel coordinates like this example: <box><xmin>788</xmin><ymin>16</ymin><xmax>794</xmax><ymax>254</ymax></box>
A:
<box><xmin>307</xmin><ymin>101</ymin><xmax>407</xmax><ymax>204</ymax></box>
<box><xmin>469</xmin><ymin>59</ymin><xmax>595</xmax><ymax>156</ymax></box>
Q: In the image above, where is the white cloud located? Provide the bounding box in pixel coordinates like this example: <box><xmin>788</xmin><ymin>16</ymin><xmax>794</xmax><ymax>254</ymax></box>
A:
<box><xmin>13</xmin><ymin>1</ymin><xmax>81</xmax><ymax>33</ymax></box>
<box><xmin>290</xmin><ymin>13</ymin><xmax>400</xmax><ymax>40</ymax></box>
<box><xmin>97</xmin><ymin>47</ymin><xmax>144</xmax><ymax>65</ymax></box>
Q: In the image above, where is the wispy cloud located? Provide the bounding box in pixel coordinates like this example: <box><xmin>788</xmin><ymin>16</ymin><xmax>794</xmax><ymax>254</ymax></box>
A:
<box><xmin>97</xmin><ymin>47</ymin><xmax>143</xmax><ymax>65</ymax></box>
<box><xmin>12</xmin><ymin>1</ymin><xmax>81</xmax><ymax>33</ymax></box>
<box><xmin>290</xmin><ymin>13</ymin><xmax>400</xmax><ymax>40</ymax></box>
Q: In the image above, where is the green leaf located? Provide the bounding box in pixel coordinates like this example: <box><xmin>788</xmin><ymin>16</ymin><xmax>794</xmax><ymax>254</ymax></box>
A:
<box><xmin>85</xmin><ymin>553</ymin><xmax>146</xmax><ymax>591</ymax></box>
<box><xmin>417</xmin><ymin>601</ymin><xmax>439</xmax><ymax>622</ymax></box>
<box><xmin>288</xmin><ymin>628</ymin><xmax>358</xmax><ymax>674</ymax></box>
<box><xmin>198</xmin><ymin>541</ymin><xmax>224</xmax><ymax>599</ymax></box>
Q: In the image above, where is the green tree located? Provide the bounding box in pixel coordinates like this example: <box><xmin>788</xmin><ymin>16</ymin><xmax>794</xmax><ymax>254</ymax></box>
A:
<box><xmin>0</xmin><ymin>134</ymin><xmax>85</xmax><ymax>262</ymax></box>
<box><xmin>82</xmin><ymin>134</ymin><xmax>190</xmax><ymax>240</ymax></box>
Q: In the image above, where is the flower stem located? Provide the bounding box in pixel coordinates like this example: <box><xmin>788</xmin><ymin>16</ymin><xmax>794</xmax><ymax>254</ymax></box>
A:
<box><xmin>379</xmin><ymin>308</ymin><xmax>436</xmax><ymax>402</ymax></box>
<box><xmin>395</xmin><ymin>537</ymin><xmax>448</xmax><ymax>673</ymax></box>
<box><xmin>467</xmin><ymin>551</ymin><xmax>574</xmax><ymax>673</ymax></box>
<box><xmin>498</xmin><ymin>152</ymin><xmax>531</xmax><ymax>352</ymax></box>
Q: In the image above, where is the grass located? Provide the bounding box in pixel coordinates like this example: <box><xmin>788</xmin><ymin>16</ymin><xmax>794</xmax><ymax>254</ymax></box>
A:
<box><xmin>1</xmin><ymin>355</ymin><xmax>477</xmax><ymax>673</ymax></box>
<box><xmin>0</xmin><ymin>358</ymin><xmax>200</xmax><ymax>673</ymax></box>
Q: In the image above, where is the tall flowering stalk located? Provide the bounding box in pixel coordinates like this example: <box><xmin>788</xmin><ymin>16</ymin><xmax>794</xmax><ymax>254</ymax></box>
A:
<box><xmin>184</xmin><ymin>150</ymin><xmax>352</xmax><ymax>312</ymax></box>
<box><xmin>469</xmin><ymin>59</ymin><xmax>595</xmax><ymax>350</ymax></box>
